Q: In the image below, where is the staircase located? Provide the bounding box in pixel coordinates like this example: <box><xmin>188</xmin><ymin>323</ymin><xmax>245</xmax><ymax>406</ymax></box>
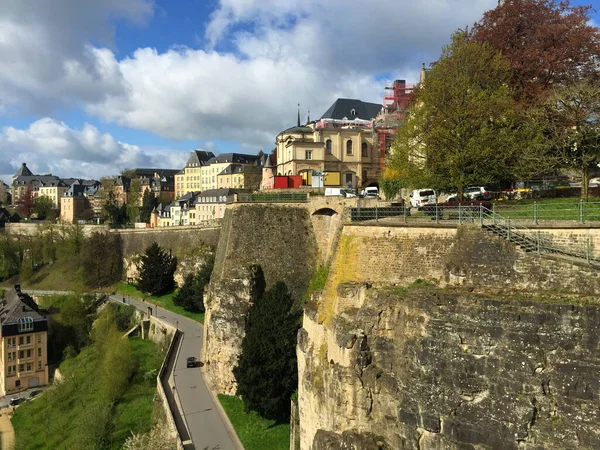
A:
<box><xmin>480</xmin><ymin>207</ymin><xmax>599</xmax><ymax>264</ymax></box>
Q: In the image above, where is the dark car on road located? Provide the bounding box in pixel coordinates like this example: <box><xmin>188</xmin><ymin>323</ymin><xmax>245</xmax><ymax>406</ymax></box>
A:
<box><xmin>187</xmin><ymin>356</ymin><xmax>197</xmax><ymax>368</ymax></box>
<box><xmin>9</xmin><ymin>397</ymin><xmax>21</xmax><ymax>406</ymax></box>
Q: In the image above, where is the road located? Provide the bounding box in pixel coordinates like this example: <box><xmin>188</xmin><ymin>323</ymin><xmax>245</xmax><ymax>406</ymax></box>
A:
<box><xmin>111</xmin><ymin>295</ymin><xmax>240</xmax><ymax>450</ymax></box>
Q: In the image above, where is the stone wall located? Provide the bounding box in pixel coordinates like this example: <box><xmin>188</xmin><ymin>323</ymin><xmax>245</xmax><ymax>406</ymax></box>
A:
<box><xmin>299</xmin><ymin>287</ymin><xmax>600</xmax><ymax>450</ymax></box>
<box><xmin>203</xmin><ymin>205</ymin><xmax>318</xmax><ymax>394</ymax></box>
<box><xmin>299</xmin><ymin>223</ymin><xmax>600</xmax><ymax>449</ymax></box>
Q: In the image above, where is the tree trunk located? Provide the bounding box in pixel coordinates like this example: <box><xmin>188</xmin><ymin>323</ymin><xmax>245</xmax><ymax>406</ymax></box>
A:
<box><xmin>581</xmin><ymin>164</ymin><xmax>589</xmax><ymax>202</ymax></box>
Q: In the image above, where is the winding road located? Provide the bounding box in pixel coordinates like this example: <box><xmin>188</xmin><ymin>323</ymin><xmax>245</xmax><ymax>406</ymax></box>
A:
<box><xmin>110</xmin><ymin>295</ymin><xmax>241</xmax><ymax>450</ymax></box>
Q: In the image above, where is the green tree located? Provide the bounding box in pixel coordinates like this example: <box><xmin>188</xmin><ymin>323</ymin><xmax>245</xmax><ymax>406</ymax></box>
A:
<box><xmin>56</xmin><ymin>222</ymin><xmax>84</xmax><ymax>260</ymax></box>
<box><xmin>173</xmin><ymin>258</ymin><xmax>213</xmax><ymax>313</ymax></box>
<box><xmin>389</xmin><ymin>32</ymin><xmax>536</xmax><ymax>200</ymax></box>
<box><xmin>536</xmin><ymin>80</ymin><xmax>600</xmax><ymax>201</ymax></box>
<box><xmin>103</xmin><ymin>190</ymin><xmax>127</xmax><ymax>225</ymax></box>
<box><xmin>139</xmin><ymin>189</ymin><xmax>158</xmax><ymax>223</ymax></box>
<box><xmin>137</xmin><ymin>242</ymin><xmax>177</xmax><ymax>296</ymax></box>
<box><xmin>33</xmin><ymin>195</ymin><xmax>56</xmax><ymax>220</ymax></box>
<box><xmin>0</xmin><ymin>235</ymin><xmax>20</xmax><ymax>280</ymax></box>
<box><xmin>127</xmin><ymin>179</ymin><xmax>142</xmax><ymax>223</ymax></box>
<box><xmin>80</xmin><ymin>232</ymin><xmax>123</xmax><ymax>287</ymax></box>
<box><xmin>233</xmin><ymin>281</ymin><xmax>301</xmax><ymax>422</ymax></box>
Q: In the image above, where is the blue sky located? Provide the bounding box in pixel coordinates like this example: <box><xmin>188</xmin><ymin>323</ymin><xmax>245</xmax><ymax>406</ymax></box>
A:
<box><xmin>0</xmin><ymin>0</ymin><xmax>598</xmax><ymax>184</ymax></box>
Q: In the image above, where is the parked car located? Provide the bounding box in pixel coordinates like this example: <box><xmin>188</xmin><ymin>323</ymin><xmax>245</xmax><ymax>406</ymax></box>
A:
<box><xmin>29</xmin><ymin>390</ymin><xmax>42</xmax><ymax>399</ymax></box>
<box><xmin>187</xmin><ymin>356</ymin><xmax>197</xmax><ymax>368</ymax></box>
<box><xmin>409</xmin><ymin>189</ymin><xmax>437</xmax><ymax>209</ymax></box>
<box><xmin>361</xmin><ymin>187</ymin><xmax>379</xmax><ymax>199</ymax></box>
<box><xmin>463</xmin><ymin>186</ymin><xmax>493</xmax><ymax>200</ymax></box>
<box><xmin>341</xmin><ymin>189</ymin><xmax>357</xmax><ymax>198</ymax></box>
<box><xmin>9</xmin><ymin>396</ymin><xmax>21</xmax><ymax>406</ymax></box>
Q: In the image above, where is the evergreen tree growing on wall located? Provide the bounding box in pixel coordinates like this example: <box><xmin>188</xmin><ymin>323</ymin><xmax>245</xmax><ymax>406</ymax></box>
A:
<box><xmin>233</xmin><ymin>281</ymin><xmax>301</xmax><ymax>422</ymax></box>
<box><xmin>137</xmin><ymin>242</ymin><xmax>177</xmax><ymax>296</ymax></box>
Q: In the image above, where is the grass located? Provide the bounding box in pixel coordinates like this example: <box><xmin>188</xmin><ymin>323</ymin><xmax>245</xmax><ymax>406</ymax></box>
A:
<box><xmin>12</xmin><ymin>336</ymin><xmax>164</xmax><ymax>450</ymax></box>
<box><xmin>114</xmin><ymin>282</ymin><xmax>204</xmax><ymax>324</ymax></box>
<box><xmin>492</xmin><ymin>196</ymin><xmax>600</xmax><ymax>222</ymax></box>
<box><xmin>217</xmin><ymin>395</ymin><xmax>290</xmax><ymax>450</ymax></box>
<box><xmin>302</xmin><ymin>265</ymin><xmax>330</xmax><ymax>304</ymax></box>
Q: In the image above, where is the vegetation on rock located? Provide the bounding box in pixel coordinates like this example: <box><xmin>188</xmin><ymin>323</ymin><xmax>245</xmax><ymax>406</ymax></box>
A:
<box><xmin>173</xmin><ymin>257</ymin><xmax>213</xmax><ymax>313</ymax></box>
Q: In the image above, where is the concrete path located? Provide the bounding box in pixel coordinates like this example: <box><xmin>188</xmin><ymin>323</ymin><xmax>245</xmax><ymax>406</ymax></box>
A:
<box><xmin>111</xmin><ymin>295</ymin><xmax>242</xmax><ymax>450</ymax></box>
<box><xmin>0</xmin><ymin>407</ymin><xmax>15</xmax><ymax>450</ymax></box>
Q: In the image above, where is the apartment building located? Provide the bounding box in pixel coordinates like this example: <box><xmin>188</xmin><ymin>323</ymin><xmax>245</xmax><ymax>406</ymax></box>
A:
<box><xmin>216</xmin><ymin>164</ymin><xmax>262</xmax><ymax>190</ymax></box>
<box><xmin>134</xmin><ymin>168</ymin><xmax>179</xmax><ymax>203</ymax></box>
<box><xmin>194</xmin><ymin>189</ymin><xmax>234</xmax><ymax>223</ymax></box>
<box><xmin>201</xmin><ymin>153</ymin><xmax>262</xmax><ymax>191</ymax></box>
<box><xmin>60</xmin><ymin>181</ymin><xmax>100</xmax><ymax>223</ymax></box>
<box><xmin>0</xmin><ymin>286</ymin><xmax>49</xmax><ymax>396</ymax></box>
<box><xmin>175</xmin><ymin>150</ymin><xmax>215</xmax><ymax>198</ymax></box>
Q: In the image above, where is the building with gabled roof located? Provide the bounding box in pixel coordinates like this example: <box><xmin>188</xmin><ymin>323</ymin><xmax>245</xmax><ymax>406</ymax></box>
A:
<box><xmin>0</xmin><ymin>286</ymin><xmax>49</xmax><ymax>396</ymax></box>
<box><xmin>194</xmin><ymin>188</ymin><xmax>235</xmax><ymax>223</ymax></box>
<box><xmin>175</xmin><ymin>150</ymin><xmax>216</xmax><ymax>198</ymax></box>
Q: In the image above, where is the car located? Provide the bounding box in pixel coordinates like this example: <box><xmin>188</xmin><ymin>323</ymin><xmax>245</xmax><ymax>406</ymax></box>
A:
<box><xmin>463</xmin><ymin>186</ymin><xmax>493</xmax><ymax>200</ymax></box>
<box><xmin>9</xmin><ymin>396</ymin><xmax>21</xmax><ymax>406</ymax></box>
<box><xmin>361</xmin><ymin>187</ymin><xmax>379</xmax><ymax>199</ymax></box>
<box><xmin>29</xmin><ymin>390</ymin><xmax>42</xmax><ymax>399</ymax></box>
<box><xmin>186</xmin><ymin>356</ymin><xmax>197</xmax><ymax>368</ymax></box>
<box><xmin>409</xmin><ymin>189</ymin><xmax>437</xmax><ymax>209</ymax></box>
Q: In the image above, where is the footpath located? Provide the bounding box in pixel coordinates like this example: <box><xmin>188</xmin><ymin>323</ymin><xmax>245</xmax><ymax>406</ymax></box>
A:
<box><xmin>110</xmin><ymin>295</ymin><xmax>243</xmax><ymax>450</ymax></box>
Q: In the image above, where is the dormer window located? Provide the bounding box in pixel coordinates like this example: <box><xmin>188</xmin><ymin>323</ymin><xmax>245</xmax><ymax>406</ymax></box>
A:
<box><xmin>350</xmin><ymin>109</ymin><xmax>356</xmax><ymax>116</ymax></box>
<box><xmin>18</xmin><ymin>316</ymin><xmax>34</xmax><ymax>333</ymax></box>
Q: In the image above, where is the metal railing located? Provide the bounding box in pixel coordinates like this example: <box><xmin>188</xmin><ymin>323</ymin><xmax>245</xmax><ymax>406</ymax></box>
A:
<box><xmin>492</xmin><ymin>201</ymin><xmax>600</xmax><ymax>224</ymax></box>
<box><xmin>350</xmin><ymin>206</ymin><xmax>410</xmax><ymax>222</ymax></box>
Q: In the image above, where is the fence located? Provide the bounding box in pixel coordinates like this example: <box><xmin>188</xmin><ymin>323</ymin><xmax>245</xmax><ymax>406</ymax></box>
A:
<box><xmin>350</xmin><ymin>206</ymin><xmax>410</xmax><ymax>222</ymax></box>
<box><xmin>236</xmin><ymin>192</ymin><xmax>308</xmax><ymax>203</ymax></box>
<box><xmin>492</xmin><ymin>201</ymin><xmax>600</xmax><ymax>224</ymax></box>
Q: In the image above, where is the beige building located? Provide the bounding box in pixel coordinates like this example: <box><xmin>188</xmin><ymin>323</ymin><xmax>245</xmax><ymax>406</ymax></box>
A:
<box><xmin>0</xmin><ymin>286</ymin><xmax>49</xmax><ymax>396</ymax></box>
<box><xmin>194</xmin><ymin>189</ymin><xmax>234</xmax><ymax>223</ymax></box>
<box><xmin>216</xmin><ymin>164</ymin><xmax>262</xmax><ymax>190</ymax></box>
<box><xmin>175</xmin><ymin>150</ymin><xmax>215</xmax><ymax>199</ymax></box>
<box><xmin>201</xmin><ymin>153</ymin><xmax>262</xmax><ymax>191</ymax></box>
<box><xmin>275</xmin><ymin>99</ymin><xmax>383</xmax><ymax>188</ymax></box>
<box><xmin>0</xmin><ymin>182</ymin><xmax>8</xmax><ymax>205</ymax></box>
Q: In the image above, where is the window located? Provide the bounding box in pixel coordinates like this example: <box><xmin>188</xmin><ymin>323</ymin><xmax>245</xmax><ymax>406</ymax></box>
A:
<box><xmin>38</xmin><ymin>361</ymin><xmax>42</xmax><ymax>370</ymax></box>
<box><xmin>305</xmin><ymin>150</ymin><xmax>312</xmax><ymax>160</ymax></box>
<box><xmin>38</xmin><ymin>347</ymin><xmax>42</xmax><ymax>357</ymax></box>
<box><xmin>346</xmin><ymin>140</ymin><xmax>353</xmax><ymax>155</ymax></box>
<box><xmin>325</xmin><ymin>139</ymin><xmax>332</xmax><ymax>154</ymax></box>
<box><xmin>7</xmin><ymin>366</ymin><xmax>11</xmax><ymax>375</ymax></box>
<box><xmin>26</xmin><ymin>363</ymin><xmax>32</xmax><ymax>371</ymax></box>
<box><xmin>38</xmin><ymin>334</ymin><xmax>41</xmax><ymax>344</ymax></box>
<box><xmin>345</xmin><ymin>173</ymin><xmax>353</xmax><ymax>184</ymax></box>
<box><xmin>19</xmin><ymin>364</ymin><xmax>23</xmax><ymax>373</ymax></box>
<box><xmin>19</xmin><ymin>337</ymin><xmax>23</xmax><ymax>345</ymax></box>
<box><xmin>26</xmin><ymin>336</ymin><xmax>31</xmax><ymax>344</ymax></box>
<box><xmin>361</xmin><ymin>142</ymin><xmax>368</xmax><ymax>157</ymax></box>
<box><xmin>350</xmin><ymin>108</ymin><xmax>356</xmax><ymax>115</ymax></box>
<box><xmin>26</xmin><ymin>349</ymin><xmax>31</xmax><ymax>358</ymax></box>
<box><xmin>7</xmin><ymin>353</ymin><xmax>11</xmax><ymax>361</ymax></box>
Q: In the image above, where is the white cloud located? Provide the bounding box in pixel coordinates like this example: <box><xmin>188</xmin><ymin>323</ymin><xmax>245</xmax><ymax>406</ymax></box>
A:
<box><xmin>0</xmin><ymin>0</ymin><xmax>499</xmax><ymax>170</ymax></box>
<box><xmin>0</xmin><ymin>119</ymin><xmax>189</xmax><ymax>183</ymax></box>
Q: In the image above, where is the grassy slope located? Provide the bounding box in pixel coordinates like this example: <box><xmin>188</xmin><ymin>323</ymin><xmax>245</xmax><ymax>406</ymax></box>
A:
<box><xmin>493</xmin><ymin>196</ymin><xmax>600</xmax><ymax>221</ymax></box>
<box><xmin>114</xmin><ymin>282</ymin><xmax>204</xmax><ymax>323</ymax></box>
<box><xmin>12</xmin><ymin>337</ymin><xmax>163</xmax><ymax>450</ymax></box>
<box><xmin>218</xmin><ymin>395</ymin><xmax>290</xmax><ymax>450</ymax></box>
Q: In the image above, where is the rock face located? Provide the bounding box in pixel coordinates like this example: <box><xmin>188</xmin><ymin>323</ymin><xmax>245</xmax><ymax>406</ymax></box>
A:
<box><xmin>299</xmin><ymin>286</ymin><xmax>600</xmax><ymax>450</ymax></box>
<box><xmin>203</xmin><ymin>205</ymin><xmax>318</xmax><ymax>394</ymax></box>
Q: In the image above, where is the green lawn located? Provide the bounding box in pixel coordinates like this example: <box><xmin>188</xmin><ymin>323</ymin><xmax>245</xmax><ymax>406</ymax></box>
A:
<box><xmin>114</xmin><ymin>282</ymin><xmax>204</xmax><ymax>323</ymax></box>
<box><xmin>492</xmin><ymin>197</ymin><xmax>600</xmax><ymax>222</ymax></box>
<box><xmin>12</xmin><ymin>337</ymin><xmax>163</xmax><ymax>450</ymax></box>
<box><xmin>218</xmin><ymin>395</ymin><xmax>290</xmax><ymax>450</ymax></box>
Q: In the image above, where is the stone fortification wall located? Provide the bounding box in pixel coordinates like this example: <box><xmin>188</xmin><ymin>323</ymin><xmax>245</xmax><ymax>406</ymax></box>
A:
<box><xmin>299</xmin><ymin>224</ymin><xmax>600</xmax><ymax>449</ymax></box>
<box><xmin>203</xmin><ymin>205</ymin><xmax>318</xmax><ymax>394</ymax></box>
<box><xmin>299</xmin><ymin>287</ymin><xmax>600</xmax><ymax>450</ymax></box>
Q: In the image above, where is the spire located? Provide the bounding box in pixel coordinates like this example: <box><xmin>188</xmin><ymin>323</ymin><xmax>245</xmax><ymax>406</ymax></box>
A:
<box><xmin>307</xmin><ymin>109</ymin><xmax>310</xmax><ymax>124</ymax></box>
<box><xmin>297</xmin><ymin>103</ymin><xmax>301</xmax><ymax>127</ymax></box>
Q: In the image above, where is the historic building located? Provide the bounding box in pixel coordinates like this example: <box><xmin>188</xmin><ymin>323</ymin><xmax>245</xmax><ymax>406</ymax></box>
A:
<box><xmin>0</xmin><ymin>286</ymin><xmax>49</xmax><ymax>396</ymax></box>
<box><xmin>175</xmin><ymin>150</ymin><xmax>215</xmax><ymax>199</ymax></box>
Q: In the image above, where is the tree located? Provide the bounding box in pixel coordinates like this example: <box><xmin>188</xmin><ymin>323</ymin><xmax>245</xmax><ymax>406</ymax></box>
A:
<box><xmin>80</xmin><ymin>232</ymin><xmax>123</xmax><ymax>287</ymax></box>
<box><xmin>0</xmin><ymin>235</ymin><xmax>20</xmax><ymax>281</ymax></box>
<box><xmin>389</xmin><ymin>32</ymin><xmax>537</xmax><ymax>200</ymax></box>
<box><xmin>536</xmin><ymin>80</ymin><xmax>600</xmax><ymax>201</ymax></box>
<box><xmin>233</xmin><ymin>281</ymin><xmax>301</xmax><ymax>422</ymax></box>
<box><xmin>16</xmin><ymin>185</ymin><xmax>35</xmax><ymax>218</ymax></box>
<box><xmin>33</xmin><ymin>195</ymin><xmax>56</xmax><ymax>220</ymax></box>
<box><xmin>173</xmin><ymin>257</ymin><xmax>213</xmax><ymax>313</ymax></box>
<box><xmin>127</xmin><ymin>179</ymin><xmax>142</xmax><ymax>223</ymax></box>
<box><xmin>139</xmin><ymin>189</ymin><xmax>158</xmax><ymax>223</ymax></box>
<box><xmin>103</xmin><ymin>190</ymin><xmax>126</xmax><ymax>225</ymax></box>
<box><xmin>137</xmin><ymin>242</ymin><xmax>177</xmax><ymax>296</ymax></box>
<box><xmin>470</xmin><ymin>0</ymin><xmax>600</xmax><ymax>105</ymax></box>
<box><xmin>380</xmin><ymin>167</ymin><xmax>403</xmax><ymax>200</ymax></box>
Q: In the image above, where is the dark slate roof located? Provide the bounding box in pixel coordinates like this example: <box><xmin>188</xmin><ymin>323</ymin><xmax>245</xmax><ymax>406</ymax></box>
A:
<box><xmin>206</xmin><ymin>153</ymin><xmax>261</xmax><ymax>165</ymax></box>
<box><xmin>277</xmin><ymin>126</ymin><xmax>314</xmax><ymax>137</ymax></box>
<box><xmin>133</xmin><ymin>168</ymin><xmax>180</xmax><ymax>178</ymax></box>
<box><xmin>263</xmin><ymin>154</ymin><xmax>273</xmax><ymax>169</ymax></box>
<box><xmin>64</xmin><ymin>184</ymin><xmax>86</xmax><ymax>198</ymax></box>
<box><xmin>0</xmin><ymin>287</ymin><xmax>46</xmax><ymax>326</ymax></box>
<box><xmin>186</xmin><ymin>150</ymin><xmax>216</xmax><ymax>167</ymax></box>
<box><xmin>320</xmin><ymin>98</ymin><xmax>381</xmax><ymax>121</ymax></box>
<box><xmin>195</xmin><ymin>189</ymin><xmax>235</xmax><ymax>203</ymax></box>
<box><xmin>218</xmin><ymin>164</ymin><xmax>256</xmax><ymax>176</ymax></box>
<box><xmin>114</xmin><ymin>176</ymin><xmax>131</xmax><ymax>188</ymax></box>
<box><xmin>14</xmin><ymin>163</ymin><xmax>33</xmax><ymax>178</ymax></box>
<box><xmin>12</xmin><ymin>175</ymin><xmax>64</xmax><ymax>187</ymax></box>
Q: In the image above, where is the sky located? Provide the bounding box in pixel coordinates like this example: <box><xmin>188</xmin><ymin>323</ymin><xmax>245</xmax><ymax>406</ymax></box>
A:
<box><xmin>1</xmin><ymin>0</ymin><xmax>599</xmax><ymax>184</ymax></box>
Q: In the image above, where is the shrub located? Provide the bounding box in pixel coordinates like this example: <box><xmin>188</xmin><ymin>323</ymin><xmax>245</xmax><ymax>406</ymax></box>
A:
<box><xmin>137</xmin><ymin>242</ymin><xmax>177</xmax><ymax>296</ymax></box>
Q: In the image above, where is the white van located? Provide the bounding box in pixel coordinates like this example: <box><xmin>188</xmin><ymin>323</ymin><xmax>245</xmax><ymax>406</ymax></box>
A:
<box><xmin>361</xmin><ymin>187</ymin><xmax>379</xmax><ymax>199</ymax></box>
<box><xmin>409</xmin><ymin>189</ymin><xmax>437</xmax><ymax>209</ymax></box>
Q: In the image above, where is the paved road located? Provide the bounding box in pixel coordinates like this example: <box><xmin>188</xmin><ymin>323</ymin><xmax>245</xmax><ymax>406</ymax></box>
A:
<box><xmin>111</xmin><ymin>295</ymin><xmax>239</xmax><ymax>450</ymax></box>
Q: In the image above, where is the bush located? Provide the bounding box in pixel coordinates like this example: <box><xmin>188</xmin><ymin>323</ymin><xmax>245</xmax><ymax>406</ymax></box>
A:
<box><xmin>173</xmin><ymin>258</ymin><xmax>213</xmax><ymax>313</ymax></box>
